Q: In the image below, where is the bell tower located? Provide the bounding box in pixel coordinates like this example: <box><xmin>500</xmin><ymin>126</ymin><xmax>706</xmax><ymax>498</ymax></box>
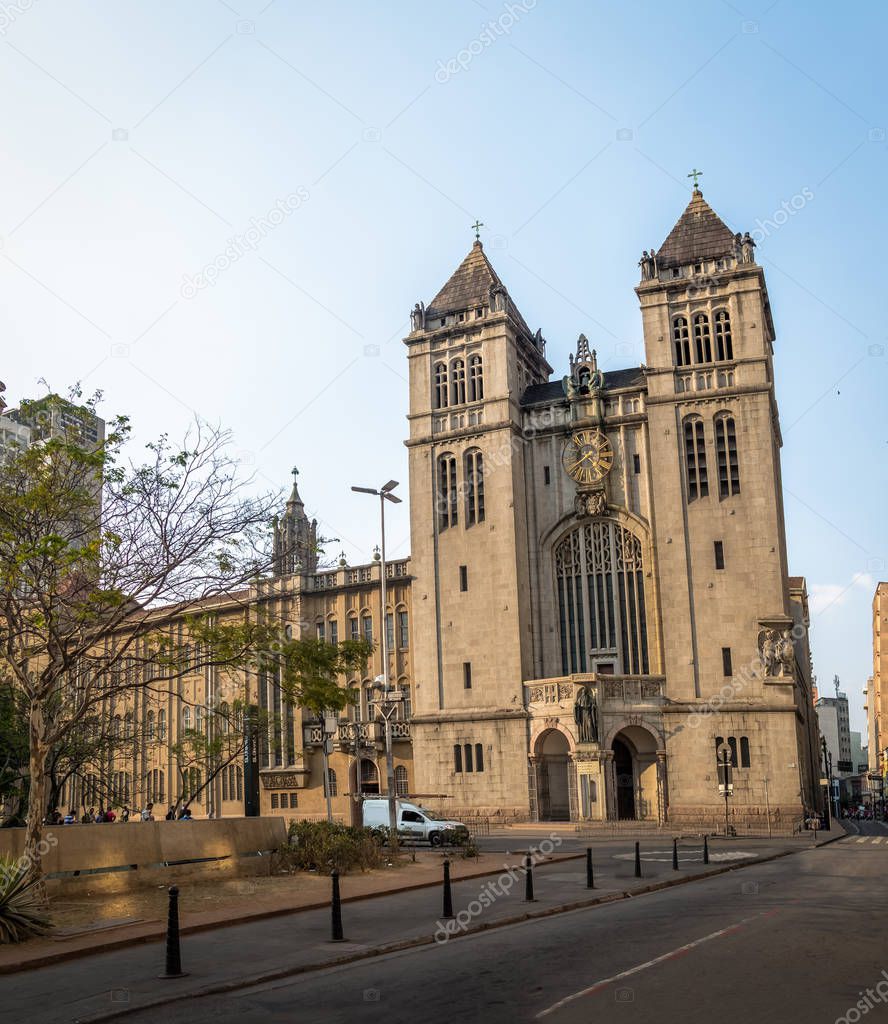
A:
<box><xmin>272</xmin><ymin>468</ymin><xmax>318</xmax><ymax>577</ymax></box>
<box><xmin>404</xmin><ymin>235</ymin><xmax>551</xmax><ymax>816</ymax></box>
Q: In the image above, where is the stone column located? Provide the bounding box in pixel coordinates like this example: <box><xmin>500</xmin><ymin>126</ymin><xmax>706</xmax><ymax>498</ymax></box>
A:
<box><xmin>567</xmin><ymin>755</ymin><xmax>579</xmax><ymax>822</ymax></box>
<box><xmin>656</xmin><ymin>750</ymin><xmax>668</xmax><ymax>825</ymax></box>
<box><xmin>527</xmin><ymin>756</ymin><xmax>540</xmax><ymax>822</ymax></box>
<box><xmin>603</xmin><ymin>750</ymin><xmax>617</xmax><ymax>821</ymax></box>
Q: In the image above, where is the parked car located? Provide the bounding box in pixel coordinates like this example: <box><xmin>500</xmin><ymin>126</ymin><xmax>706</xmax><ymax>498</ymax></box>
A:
<box><xmin>361</xmin><ymin>798</ymin><xmax>468</xmax><ymax>846</ymax></box>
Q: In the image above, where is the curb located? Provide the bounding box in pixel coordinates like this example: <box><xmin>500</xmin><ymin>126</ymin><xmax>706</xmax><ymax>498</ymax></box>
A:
<box><xmin>1</xmin><ymin>850</ymin><xmax>582</xmax><ymax>976</ymax></box>
<box><xmin>69</xmin><ymin>837</ymin><xmax>845</xmax><ymax>1024</ymax></box>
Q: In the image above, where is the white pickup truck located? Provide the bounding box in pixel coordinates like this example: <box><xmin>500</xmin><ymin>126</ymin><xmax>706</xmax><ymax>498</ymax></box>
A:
<box><xmin>361</xmin><ymin>798</ymin><xmax>468</xmax><ymax>846</ymax></box>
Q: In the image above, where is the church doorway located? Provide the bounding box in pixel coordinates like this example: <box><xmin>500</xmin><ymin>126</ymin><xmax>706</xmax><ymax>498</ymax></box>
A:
<box><xmin>536</xmin><ymin>729</ymin><xmax>571</xmax><ymax>821</ymax></box>
<box><xmin>613</xmin><ymin>738</ymin><xmax>635</xmax><ymax>820</ymax></box>
<box><xmin>611</xmin><ymin>726</ymin><xmax>660</xmax><ymax>821</ymax></box>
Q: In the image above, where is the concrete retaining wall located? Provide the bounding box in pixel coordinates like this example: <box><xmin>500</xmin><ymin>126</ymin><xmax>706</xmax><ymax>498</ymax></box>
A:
<box><xmin>0</xmin><ymin>817</ymin><xmax>287</xmax><ymax>893</ymax></box>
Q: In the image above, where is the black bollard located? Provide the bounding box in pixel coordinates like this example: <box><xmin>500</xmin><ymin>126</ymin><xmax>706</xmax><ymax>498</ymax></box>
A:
<box><xmin>703</xmin><ymin>834</ymin><xmax>710</xmax><ymax>864</ymax></box>
<box><xmin>330</xmin><ymin>868</ymin><xmax>345</xmax><ymax>942</ymax></box>
<box><xmin>634</xmin><ymin>841</ymin><xmax>642</xmax><ymax>878</ymax></box>
<box><xmin>158</xmin><ymin>885</ymin><xmax>188</xmax><ymax>979</ymax></box>
<box><xmin>524</xmin><ymin>854</ymin><xmax>536</xmax><ymax>902</ymax></box>
<box><xmin>586</xmin><ymin>847</ymin><xmax>594</xmax><ymax>889</ymax></box>
<box><xmin>442</xmin><ymin>859</ymin><xmax>454</xmax><ymax>920</ymax></box>
<box><xmin>672</xmin><ymin>837</ymin><xmax>679</xmax><ymax>871</ymax></box>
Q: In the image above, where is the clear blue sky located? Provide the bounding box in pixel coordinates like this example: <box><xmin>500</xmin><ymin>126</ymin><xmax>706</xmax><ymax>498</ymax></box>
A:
<box><xmin>1</xmin><ymin>1</ymin><xmax>884</xmax><ymax>733</ymax></box>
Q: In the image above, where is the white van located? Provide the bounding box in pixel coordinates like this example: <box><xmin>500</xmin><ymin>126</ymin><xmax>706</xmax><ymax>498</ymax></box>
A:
<box><xmin>361</xmin><ymin>799</ymin><xmax>468</xmax><ymax>846</ymax></box>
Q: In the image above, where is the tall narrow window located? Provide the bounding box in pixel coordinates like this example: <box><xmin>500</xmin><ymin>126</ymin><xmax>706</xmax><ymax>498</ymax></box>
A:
<box><xmin>728</xmin><ymin>736</ymin><xmax>738</xmax><ymax>767</ymax></box>
<box><xmin>468</xmin><ymin>354</ymin><xmax>484</xmax><ymax>401</ymax></box>
<box><xmin>475</xmin><ymin>743</ymin><xmax>484</xmax><ymax>772</ymax></box>
<box><xmin>714</xmin><ymin>310</ymin><xmax>733</xmax><ymax>360</ymax></box>
<box><xmin>397</xmin><ymin>610</ymin><xmax>409</xmax><ymax>649</ymax></box>
<box><xmin>453</xmin><ymin>744</ymin><xmax>463</xmax><ymax>772</ymax></box>
<box><xmin>450</xmin><ymin>359</ymin><xmax>466</xmax><ymax>405</ymax></box>
<box><xmin>349</xmin><ymin>615</ymin><xmax>359</xmax><ymax>641</ymax></box>
<box><xmin>715</xmin><ymin>414</ymin><xmax>740</xmax><ymax>497</ymax></box>
<box><xmin>394</xmin><ymin>765</ymin><xmax>409</xmax><ymax>796</ymax></box>
<box><xmin>714</xmin><ymin>540</ymin><xmax>725</xmax><ymax>570</ymax></box>
<box><xmin>465</xmin><ymin>448</ymin><xmax>485</xmax><ymax>525</ymax></box>
<box><xmin>693</xmin><ymin>313</ymin><xmax>712</xmax><ymax>363</ymax></box>
<box><xmin>316</xmin><ymin>621</ymin><xmax>325</xmax><ymax>642</ymax></box>
<box><xmin>673</xmin><ymin>317</ymin><xmax>690</xmax><ymax>366</ymax></box>
<box><xmin>459</xmin><ymin>565</ymin><xmax>468</xmax><ymax>592</ymax></box>
<box><xmin>326</xmin><ymin>768</ymin><xmax>338</xmax><ymax>797</ymax></box>
<box><xmin>740</xmin><ymin>736</ymin><xmax>751</xmax><ymax>768</ymax></box>
<box><xmin>385</xmin><ymin>612</ymin><xmax>395</xmax><ymax>651</ymax></box>
<box><xmin>722</xmin><ymin>647</ymin><xmax>733</xmax><ymax>676</ymax></box>
<box><xmin>158</xmin><ymin>709</ymin><xmax>166</xmax><ymax>741</ymax></box>
<box><xmin>329</xmin><ymin>619</ymin><xmax>338</xmax><ymax>645</ymax></box>
<box><xmin>463</xmin><ymin>662</ymin><xmax>472</xmax><ymax>689</ymax></box>
<box><xmin>434</xmin><ymin>362</ymin><xmax>449</xmax><ymax>409</ymax></box>
<box><xmin>438</xmin><ymin>453</ymin><xmax>458</xmax><ymax>530</ymax></box>
<box><xmin>147</xmin><ymin>710</ymin><xmax>156</xmax><ymax>740</ymax></box>
<box><xmin>683</xmin><ymin>417</ymin><xmax>709</xmax><ymax>500</ymax></box>
<box><xmin>464</xmin><ymin>743</ymin><xmax>474</xmax><ymax>772</ymax></box>
<box><xmin>362</xmin><ymin>613</ymin><xmax>373</xmax><ymax>644</ymax></box>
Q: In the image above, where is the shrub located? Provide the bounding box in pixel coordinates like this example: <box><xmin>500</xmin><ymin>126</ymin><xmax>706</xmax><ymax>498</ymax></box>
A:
<box><xmin>278</xmin><ymin>820</ymin><xmax>386</xmax><ymax>874</ymax></box>
<box><xmin>0</xmin><ymin>858</ymin><xmax>51</xmax><ymax>944</ymax></box>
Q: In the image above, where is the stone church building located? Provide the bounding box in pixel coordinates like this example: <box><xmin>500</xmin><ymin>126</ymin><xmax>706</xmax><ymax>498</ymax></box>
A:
<box><xmin>74</xmin><ymin>189</ymin><xmax>822</xmax><ymax>831</ymax></box>
<box><xmin>404</xmin><ymin>187</ymin><xmax>821</xmax><ymax>828</ymax></box>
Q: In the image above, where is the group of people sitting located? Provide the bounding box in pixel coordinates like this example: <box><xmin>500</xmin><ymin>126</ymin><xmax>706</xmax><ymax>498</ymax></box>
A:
<box><xmin>45</xmin><ymin>802</ymin><xmax>195</xmax><ymax>824</ymax></box>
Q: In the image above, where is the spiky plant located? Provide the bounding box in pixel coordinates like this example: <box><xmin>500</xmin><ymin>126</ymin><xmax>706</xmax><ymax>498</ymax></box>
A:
<box><xmin>0</xmin><ymin>857</ymin><xmax>52</xmax><ymax>943</ymax></box>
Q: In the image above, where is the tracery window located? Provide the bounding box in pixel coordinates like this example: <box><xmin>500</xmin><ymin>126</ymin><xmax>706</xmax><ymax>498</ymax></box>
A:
<box><xmin>468</xmin><ymin>354</ymin><xmax>484</xmax><ymax>402</ymax></box>
<box><xmin>673</xmin><ymin>317</ymin><xmax>690</xmax><ymax>366</ymax></box>
<box><xmin>554</xmin><ymin>521</ymin><xmax>649</xmax><ymax>676</ymax></box>
<box><xmin>714</xmin><ymin>310</ymin><xmax>733</xmax><ymax>360</ymax></box>
<box><xmin>683</xmin><ymin>417</ymin><xmax>709</xmax><ymax>500</ymax></box>
<box><xmin>693</xmin><ymin>313</ymin><xmax>712</xmax><ymax>363</ymax></box>
<box><xmin>437</xmin><ymin>453</ymin><xmax>458</xmax><ymax>530</ymax></box>
<box><xmin>464</xmin><ymin>448</ymin><xmax>484</xmax><ymax>526</ymax></box>
<box><xmin>450</xmin><ymin>359</ymin><xmax>466</xmax><ymax>405</ymax></box>
<box><xmin>434</xmin><ymin>362</ymin><xmax>448</xmax><ymax>409</ymax></box>
<box><xmin>715</xmin><ymin>414</ymin><xmax>740</xmax><ymax>497</ymax></box>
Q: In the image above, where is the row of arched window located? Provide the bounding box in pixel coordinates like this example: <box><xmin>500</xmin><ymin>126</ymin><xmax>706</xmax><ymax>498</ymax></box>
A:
<box><xmin>683</xmin><ymin>413</ymin><xmax>740</xmax><ymax>501</ymax></box>
<box><xmin>673</xmin><ymin>311</ymin><xmax>733</xmax><ymax>367</ymax></box>
<box><xmin>715</xmin><ymin>735</ymin><xmax>751</xmax><ymax>769</ymax></box>
<box><xmin>221</xmin><ymin>764</ymin><xmax>244</xmax><ymax>801</ymax></box>
<box><xmin>434</xmin><ymin>355</ymin><xmax>483</xmax><ymax>409</ymax></box>
<box><xmin>454</xmin><ymin>743</ymin><xmax>485</xmax><ymax>773</ymax></box>
<box><xmin>437</xmin><ymin>449</ymin><xmax>484</xmax><ymax>530</ymax></box>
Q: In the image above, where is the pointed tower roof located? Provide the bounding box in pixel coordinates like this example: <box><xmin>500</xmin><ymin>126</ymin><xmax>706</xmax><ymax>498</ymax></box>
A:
<box><xmin>656</xmin><ymin>189</ymin><xmax>736</xmax><ymax>269</ymax></box>
<box><xmin>426</xmin><ymin>241</ymin><xmax>533</xmax><ymax>337</ymax></box>
<box><xmin>286</xmin><ymin>467</ymin><xmax>304</xmax><ymax>508</ymax></box>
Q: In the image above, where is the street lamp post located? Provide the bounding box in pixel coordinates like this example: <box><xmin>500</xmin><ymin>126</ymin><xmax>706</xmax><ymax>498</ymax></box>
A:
<box><xmin>321</xmin><ymin>712</ymin><xmax>337</xmax><ymax>823</ymax></box>
<box><xmin>351</xmin><ymin>480</ymin><xmax>401</xmax><ymax>854</ymax></box>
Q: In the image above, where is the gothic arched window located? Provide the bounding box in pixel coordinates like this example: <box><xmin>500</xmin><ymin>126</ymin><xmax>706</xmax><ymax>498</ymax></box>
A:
<box><xmin>158</xmin><ymin>709</ymin><xmax>166</xmax><ymax>740</ymax></box>
<box><xmin>394</xmin><ymin>764</ymin><xmax>408</xmax><ymax>796</ymax></box>
<box><xmin>450</xmin><ymin>359</ymin><xmax>466</xmax><ymax>405</ymax></box>
<box><xmin>182</xmin><ymin>706</ymin><xmax>191</xmax><ymax>732</ymax></box>
<box><xmin>673</xmin><ymin>317</ymin><xmax>690</xmax><ymax>366</ymax></box>
<box><xmin>437</xmin><ymin>453</ymin><xmax>458</xmax><ymax>530</ymax></box>
<box><xmin>554</xmin><ymin>521</ymin><xmax>650</xmax><ymax>676</ymax></box>
<box><xmin>434</xmin><ymin>362</ymin><xmax>448</xmax><ymax>409</ymax></box>
<box><xmin>468</xmin><ymin>354</ymin><xmax>484</xmax><ymax>402</ymax></box>
<box><xmin>714</xmin><ymin>310</ymin><xmax>733</xmax><ymax>360</ymax></box>
<box><xmin>464</xmin><ymin>448</ymin><xmax>484</xmax><ymax>526</ymax></box>
<box><xmin>693</xmin><ymin>313</ymin><xmax>712</xmax><ymax>363</ymax></box>
<box><xmin>683</xmin><ymin>417</ymin><xmax>709</xmax><ymax>500</ymax></box>
<box><xmin>714</xmin><ymin>413</ymin><xmax>740</xmax><ymax>497</ymax></box>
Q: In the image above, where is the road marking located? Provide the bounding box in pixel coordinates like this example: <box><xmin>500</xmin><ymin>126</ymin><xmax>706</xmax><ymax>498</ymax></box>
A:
<box><xmin>857</xmin><ymin>837</ymin><xmax>869</xmax><ymax>843</ymax></box>
<box><xmin>536</xmin><ymin>910</ymin><xmax>779</xmax><ymax>1019</ymax></box>
<box><xmin>873</xmin><ymin>837</ymin><xmax>884</xmax><ymax>844</ymax></box>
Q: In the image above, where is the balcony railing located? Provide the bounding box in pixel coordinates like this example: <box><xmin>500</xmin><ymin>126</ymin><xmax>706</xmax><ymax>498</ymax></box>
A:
<box><xmin>307</xmin><ymin>559</ymin><xmax>411</xmax><ymax>592</ymax></box>
<box><xmin>524</xmin><ymin>674</ymin><xmax>666</xmax><ymax>707</ymax></box>
<box><xmin>302</xmin><ymin>719</ymin><xmax>412</xmax><ymax>747</ymax></box>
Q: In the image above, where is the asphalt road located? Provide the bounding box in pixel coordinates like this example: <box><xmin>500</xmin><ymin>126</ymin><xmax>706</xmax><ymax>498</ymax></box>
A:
<box><xmin>100</xmin><ymin>833</ymin><xmax>883</xmax><ymax>1024</ymax></box>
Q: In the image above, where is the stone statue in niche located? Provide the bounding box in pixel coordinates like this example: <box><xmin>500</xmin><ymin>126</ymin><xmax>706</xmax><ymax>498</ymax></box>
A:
<box><xmin>574</xmin><ymin>686</ymin><xmax>599</xmax><ymax>744</ymax></box>
<box><xmin>778</xmin><ymin>629</ymin><xmax>795</xmax><ymax>676</ymax></box>
<box><xmin>758</xmin><ymin>628</ymin><xmax>785</xmax><ymax>676</ymax></box>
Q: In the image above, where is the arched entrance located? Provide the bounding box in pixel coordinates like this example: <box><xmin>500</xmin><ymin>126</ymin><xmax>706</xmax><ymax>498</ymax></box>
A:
<box><xmin>536</xmin><ymin>729</ymin><xmax>571</xmax><ymax>821</ymax></box>
<box><xmin>359</xmin><ymin>758</ymin><xmax>379</xmax><ymax>795</ymax></box>
<box><xmin>611</xmin><ymin>726</ymin><xmax>660</xmax><ymax>821</ymax></box>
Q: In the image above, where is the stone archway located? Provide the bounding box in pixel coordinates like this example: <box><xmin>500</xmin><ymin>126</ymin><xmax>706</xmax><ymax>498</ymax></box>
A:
<box><xmin>611</xmin><ymin>726</ymin><xmax>660</xmax><ymax>821</ymax></box>
<box><xmin>535</xmin><ymin>729</ymin><xmax>571</xmax><ymax>821</ymax></box>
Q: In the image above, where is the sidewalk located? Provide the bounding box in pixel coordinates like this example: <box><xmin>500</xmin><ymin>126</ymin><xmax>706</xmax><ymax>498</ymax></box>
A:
<box><xmin>3</xmin><ymin>832</ymin><xmax>845</xmax><ymax>1024</ymax></box>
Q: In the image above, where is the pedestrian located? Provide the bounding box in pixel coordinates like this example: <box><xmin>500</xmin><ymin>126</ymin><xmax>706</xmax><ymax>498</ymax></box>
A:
<box><xmin>105</xmin><ymin>807</ymin><xmax>117</xmax><ymax>823</ymax></box>
<box><xmin>82</xmin><ymin>807</ymin><xmax>94</xmax><ymax>824</ymax></box>
<box><xmin>165</xmin><ymin>805</ymin><xmax>176</xmax><ymax>821</ymax></box>
<box><xmin>63</xmin><ymin>809</ymin><xmax>76</xmax><ymax>825</ymax></box>
<box><xmin>95</xmin><ymin>806</ymin><xmax>106</xmax><ymax>823</ymax></box>
<box><xmin>178</xmin><ymin>807</ymin><xmax>193</xmax><ymax>821</ymax></box>
<box><xmin>141</xmin><ymin>802</ymin><xmax>155</xmax><ymax>822</ymax></box>
<box><xmin>121</xmin><ymin>805</ymin><xmax>130</xmax><ymax>823</ymax></box>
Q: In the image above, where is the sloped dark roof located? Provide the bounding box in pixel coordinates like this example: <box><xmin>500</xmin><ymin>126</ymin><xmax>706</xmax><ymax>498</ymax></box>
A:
<box><xmin>656</xmin><ymin>190</ymin><xmax>735</xmax><ymax>268</ymax></box>
<box><xmin>426</xmin><ymin>241</ymin><xmax>533</xmax><ymax>337</ymax></box>
<box><xmin>521</xmin><ymin>366</ymin><xmax>646</xmax><ymax>406</ymax></box>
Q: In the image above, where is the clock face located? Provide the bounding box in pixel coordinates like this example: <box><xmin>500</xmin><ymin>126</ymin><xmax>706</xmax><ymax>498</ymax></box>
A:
<box><xmin>562</xmin><ymin>429</ymin><xmax>614</xmax><ymax>485</ymax></box>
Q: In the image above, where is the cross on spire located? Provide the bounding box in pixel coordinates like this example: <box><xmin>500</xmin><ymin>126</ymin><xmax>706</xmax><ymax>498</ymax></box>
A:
<box><xmin>471</xmin><ymin>219</ymin><xmax>484</xmax><ymax>241</ymax></box>
<box><xmin>687</xmin><ymin>168</ymin><xmax>703</xmax><ymax>191</ymax></box>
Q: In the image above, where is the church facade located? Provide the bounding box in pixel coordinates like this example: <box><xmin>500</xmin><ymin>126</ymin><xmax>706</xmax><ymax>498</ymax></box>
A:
<box><xmin>404</xmin><ymin>188</ymin><xmax>822</xmax><ymax>829</ymax></box>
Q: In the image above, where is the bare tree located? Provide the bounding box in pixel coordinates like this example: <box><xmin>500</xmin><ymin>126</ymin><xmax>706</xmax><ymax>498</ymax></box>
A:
<box><xmin>0</xmin><ymin>392</ymin><xmax>285</xmax><ymax>886</ymax></box>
